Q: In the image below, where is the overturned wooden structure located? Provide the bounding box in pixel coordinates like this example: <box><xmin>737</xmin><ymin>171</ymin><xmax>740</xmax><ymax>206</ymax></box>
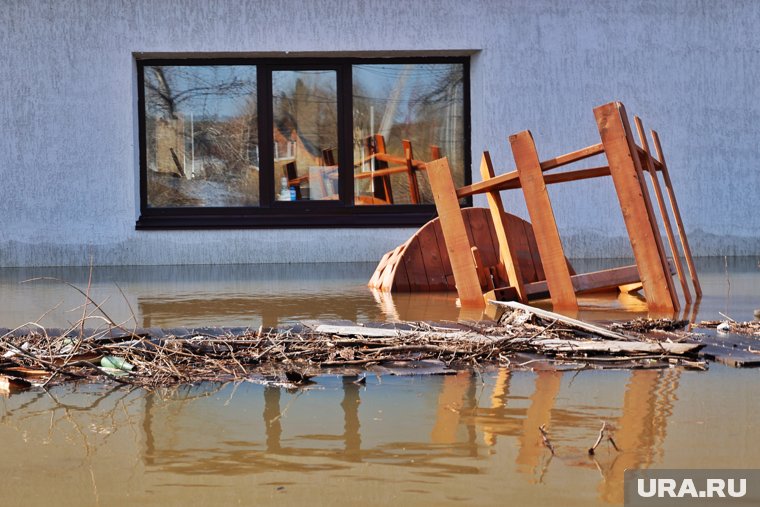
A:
<box><xmin>370</xmin><ymin>102</ymin><xmax>701</xmax><ymax>313</ymax></box>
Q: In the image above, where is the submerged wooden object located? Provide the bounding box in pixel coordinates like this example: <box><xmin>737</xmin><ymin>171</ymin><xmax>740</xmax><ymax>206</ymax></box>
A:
<box><xmin>369</xmin><ymin>101</ymin><xmax>701</xmax><ymax>313</ymax></box>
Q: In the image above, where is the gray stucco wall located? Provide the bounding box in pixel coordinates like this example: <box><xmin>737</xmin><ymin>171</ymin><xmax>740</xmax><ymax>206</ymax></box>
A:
<box><xmin>1</xmin><ymin>0</ymin><xmax>758</xmax><ymax>266</ymax></box>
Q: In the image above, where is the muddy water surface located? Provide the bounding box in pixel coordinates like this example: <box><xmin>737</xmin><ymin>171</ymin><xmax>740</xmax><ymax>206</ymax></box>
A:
<box><xmin>0</xmin><ymin>257</ymin><xmax>758</xmax><ymax>506</ymax></box>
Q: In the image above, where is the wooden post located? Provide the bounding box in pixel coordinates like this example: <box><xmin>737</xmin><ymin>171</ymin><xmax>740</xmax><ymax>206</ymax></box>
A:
<box><xmin>402</xmin><ymin>139</ymin><xmax>421</xmax><ymax>204</ymax></box>
<box><xmin>479</xmin><ymin>152</ymin><xmax>527</xmax><ymax>302</ymax></box>
<box><xmin>510</xmin><ymin>131</ymin><xmax>578</xmax><ymax>310</ymax></box>
<box><xmin>634</xmin><ymin>116</ymin><xmax>691</xmax><ymax>305</ymax></box>
<box><xmin>651</xmin><ymin>130</ymin><xmax>703</xmax><ymax>298</ymax></box>
<box><xmin>427</xmin><ymin>158</ymin><xmax>484</xmax><ymax>308</ymax></box>
<box><xmin>594</xmin><ymin>102</ymin><xmax>677</xmax><ymax>313</ymax></box>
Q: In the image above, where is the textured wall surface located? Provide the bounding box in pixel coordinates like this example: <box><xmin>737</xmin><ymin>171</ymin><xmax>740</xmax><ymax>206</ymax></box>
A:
<box><xmin>1</xmin><ymin>0</ymin><xmax>758</xmax><ymax>266</ymax></box>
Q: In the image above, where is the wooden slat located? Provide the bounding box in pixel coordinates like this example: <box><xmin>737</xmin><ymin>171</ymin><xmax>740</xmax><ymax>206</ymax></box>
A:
<box><xmin>456</xmin><ymin>166</ymin><xmax>611</xmax><ymax>198</ymax></box>
<box><xmin>402</xmin><ymin>237</ymin><xmax>431</xmax><ymax>291</ymax></box>
<box><xmin>539</xmin><ymin>143</ymin><xmax>605</xmax><ymax>171</ymax></box>
<box><xmin>523</xmin><ymin>220</ymin><xmax>546</xmax><ymax>282</ymax></box>
<box><xmin>430</xmin><ymin>145</ymin><xmax>441</xmax><ymax>160</ymax></box>
<box><xmin>416</xmin><ymin>225</ymin><xmax>448</xmax><ymax>290</ymax></box>
<box><xmin>457</xmin><ymin>170</ymin><xmax>520</xmax><ymax>198</ymax></box>
<box><xmin>468</xmin><ymin>207</ymin><xmax>499</xmax><ymax>268</ymax></box>
<box><xmin>507</xmin><ymin>214</ymin><xmax>538</xmax><ymax>283</ymax></box>
<box><xmin>634</xmin><ymin>116</ymin><xmax>692</xmax><ymax>305</ymax></box>
<box><xmin>651</xmin><ymin>130</ymin><xmax>703</xmax><ymax>298</ymax></box>
<box><xmin>426</xmin><ymin>158</ymin><xmax>484</xmax><ymax>308</ymax></box>
<box><xmin>471</xmin><ymin>246</ymin><xmax>489</xmax><ymax>289</ymax></box>
<box><xmin>432</xmin><ymin>219</ymin><xmax>453</xmax><ymax>279</ymax></box>
<box><xmin>511</xmin><ymin>130</ymin><xmax>578</xmax><ymax>310</ymax></box>
<box><xmin>594</xmin><ymin>102</ymin><xmax>676</xmax><ymax>313</ymax></box>
<box><xmin>368</xmin><ymin>250</ymin><xmax>393</xmax><ymax>289</ymax></box>
<box><xmin>480</xmin><ymin>152</ymin><xmax>527</xmax><ymax>302</ymax></box>
<box><xmin>381</xmin><ymin>245</ymin><xmax>409</xmax><ymax>292</ymax></box>
<box><xmin>392</xmin><ymin>250</ymin><xmax>411</xmax><ymax>292</ymax></box>
<box><xmin>523</xmin><ymin>264</ymin><xmax>642</xmax><ymax>299</ymax></box>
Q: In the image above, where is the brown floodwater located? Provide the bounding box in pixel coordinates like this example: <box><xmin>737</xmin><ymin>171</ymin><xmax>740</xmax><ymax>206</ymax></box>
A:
<box><xmin>0</xmin><ymin>257</ymin><xmax>758</xmax><ymax>506</ymax></box>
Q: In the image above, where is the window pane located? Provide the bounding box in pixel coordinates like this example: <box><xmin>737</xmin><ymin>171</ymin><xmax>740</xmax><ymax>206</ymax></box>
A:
<box><xmin>352</xmin><ymin>63</ymin><xmax>465</xmax><ymax>205</ymax></box>
<box><xmin>143</xmin><ymin>66</ymin><xmax>259</xmax><ymax>207</ymax></box>
<box><xmin>272</xmin><ymin>70</ymin><xmax>338</xmax><ymax>202</ymax></box>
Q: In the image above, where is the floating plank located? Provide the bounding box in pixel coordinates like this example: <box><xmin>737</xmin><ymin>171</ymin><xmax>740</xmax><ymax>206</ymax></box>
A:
<box><xmin>533</xmin><ymin>338</ymin><xmax>702</xmax><ymax>356</ymax></box>
<box><xmin>511</xmin><ymin>130</ymin><xmax>578</xmax><ymax>310</ymax></box>
<box><xmin>490</xmin><ymin>300</ymin><xmax>636</xmax><ymax>341</ymax></box>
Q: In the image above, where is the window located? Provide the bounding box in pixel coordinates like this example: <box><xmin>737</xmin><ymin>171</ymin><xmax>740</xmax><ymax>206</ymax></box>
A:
<box><xmin>137</xmin><ymin>57</ymin><xmax>470</xmax><ymax>228</ymax></box>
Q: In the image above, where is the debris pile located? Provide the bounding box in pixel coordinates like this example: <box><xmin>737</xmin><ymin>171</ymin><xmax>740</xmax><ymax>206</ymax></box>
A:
<box><xmin>0</xmin><ymin>305</ymin><xmax>707</xmax><ymax>388</ymax></box>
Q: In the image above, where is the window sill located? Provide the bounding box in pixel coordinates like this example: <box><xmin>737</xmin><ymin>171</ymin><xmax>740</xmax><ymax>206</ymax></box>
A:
<box><xmin>135</xmin><ymin>206</ymin><xmax>440</xmax><ymax>230</ymax></box>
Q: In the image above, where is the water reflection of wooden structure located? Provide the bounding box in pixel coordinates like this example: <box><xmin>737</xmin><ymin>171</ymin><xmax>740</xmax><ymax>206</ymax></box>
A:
<box><xmin>445</xmin><ymin>367</ymin><xmax>680</xmax><ymax>503</ymax></box>
<box><xmin>370</xmin><ymin>102</ymin><xmax>701</xmax><ymax>314</ymax></box>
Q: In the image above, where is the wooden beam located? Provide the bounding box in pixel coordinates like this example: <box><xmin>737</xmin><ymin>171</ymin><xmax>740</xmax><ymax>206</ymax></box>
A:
<box><xmin>457</xmin><ymin>166</ymin><xmax>611</xmax><ymax>198</ymax></box>
<box><xmin>426</xmin><ymin>158</ymin><xmax>485</xmax><ymax>308</ymax></box>
<box><xmin>634</xmin><ymin>116</ymin><xmax>692</xmax><ymax>305</ymax></box>
<box><xmin>539</xmin><ymin>143</ymin><xmax>605</xmax><ymax>171</ymax></box>
<box><xmin>457</xmin><ymin>169</ymin><xmax>520</xmax><ymax>198</ymax></box>
<box><xmin>651</xmin><ymin>130</ymin><xmax>703</xmax><ymax>298</ymax></box>
<box><xmin>522</xmin><ymin>264</ymin><xmax>642</xmax><ymax>299</ymax></box>
<box><xmin>480</xmin><ymin>151</ymin><xmax>527</xmax><ymax>302</ymax></box>
<box><xmin>491</xmin><ymin>300</ymin><xmax>636</xmax><ymax>341</ymax></box>
<box><xmin>594</xmin><ymin>102</ymin><xmax>677</xmax><ymax>313</ymax></box>
<box><xmin>511</xmin><ymin>130</ymin><xmax>578</xmax><ymax>310</ymax></box>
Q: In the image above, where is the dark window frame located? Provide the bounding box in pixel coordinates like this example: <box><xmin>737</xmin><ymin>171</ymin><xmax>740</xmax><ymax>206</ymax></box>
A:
<box><xmin>136</xmin><ymin>56</ymin><xmax>471</xmax><ymax>230</ymax></box>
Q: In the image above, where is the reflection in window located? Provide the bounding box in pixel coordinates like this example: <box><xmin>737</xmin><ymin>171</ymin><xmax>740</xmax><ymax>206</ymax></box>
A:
<box><xmin>144</xmin><ymin>66</ymin><xmax>259</xmax><ymax>207</ymax></box>
<box><xmin>272</xmin><ymin>70</ymin><xmax>338</xmax><ymax>201</ymax></box>
<box><xmin>352</xmin><ymin>64</ymin><xmax>465</xmax><ymax>205</ymax></box>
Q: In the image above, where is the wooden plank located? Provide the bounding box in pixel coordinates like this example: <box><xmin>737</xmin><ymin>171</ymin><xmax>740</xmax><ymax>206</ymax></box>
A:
<box><xmin>393</xmin><ymin>251</ymin><xmax>411</xmax><ymax>292</ymax></box>
<box><xmin>594</xmin><ymin>102</ymin><xmax>676</xmax><ymax>313</ymax></box>
<box><xmin>459</xmin><ymin>166</ymin><xmax>612</xmax><ymax>197</ymax></box>
<box><xmin>427</xmin><ymin>158</ymin><xmax>484</xmax><ymax>308</ymax></box>
<box><xmin>523</xmin><ymin>220</ymin><xmax>546</xmax><ymax>282</ymax></box>
<box><xmin>402</xmin><ymin>237</ymin><xmax>431</xmax><ymax>291</ymax></box>
<box><xmin>402</xmin><ymin>139</ymin><xmax>421</xmax><ymax>204</ymax></box>
<box><xmin>539</xmin><ymin>143</ymin><xmax>605</xmax><ymax>171</ymax></box>
<box><xmin>507</xmin><ymin>214</ymin><xmax>538</xmax><ymax>283</ymax></box>
<box><xmin>511</xmin><ymin>131</ymin><xmax>577</xmax><ymax>310</ymax></box>
<box><xmin>430</xmin><ymin>145</ymin><xmax>441</xmax><ymax>160</ymax></box>
<box><xmin>523</xmin><ymin>264</ymin><xmax>642</xmax><ymax>299</ymax></box>
<box><xmin>491</xmin><ymin>300</ymin><xmax>637</xmax><ymax>341</ymax></box>
<box><xmin>432</xmin><ymin>219</ymin><xmax>453</xmax><ymax>278</ymax></box>
<box><xmin>416</xmin><ymin>227</ymin><xmax>448</xmax><ymax>290</ymax></box>
<box><xmin>368</xmin><ymin>250</ymin><xmax>393</xmax><ymax>288</ymax></box>
<box><xmin>634</xmin><ymin>116</ymin><xmax>692</xmax><ymax>305</ymax></box>
<box><xmin>532</xmin><ymin>338</ymin><xmax>702</xmax><ymax>356</ymax></box>
<box><xmin>619</xmin><ymin>108</ymin><xmax>679</xmax><ymax>311</ymax></box>
<box><xmin>480</xmin><ymin>152</ymin><xmax>527</xmax><ymax>302</ymax></box>
<box><xmin>651</xmin><ymin>130</ymin><xmax>703</xmax><ymax>298</ymax></box>
<box><xmin>457</xmin><ymin>169</ymin><xmax>520</xmax><ymax>198</ymax></box>
<box><xmin>471</xmin><ymin>246</ymin><xmax>488</xmax><ymax>289</ymax></box>
<box><xmin>381</xmin><ymin>245</ymin><xmax>410</xmax><ymax>292</ymax></box>
<box><xmin>469</xmin><ymin>207</ymin><xmax>499</xmax><ymax>268</ymax></box>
